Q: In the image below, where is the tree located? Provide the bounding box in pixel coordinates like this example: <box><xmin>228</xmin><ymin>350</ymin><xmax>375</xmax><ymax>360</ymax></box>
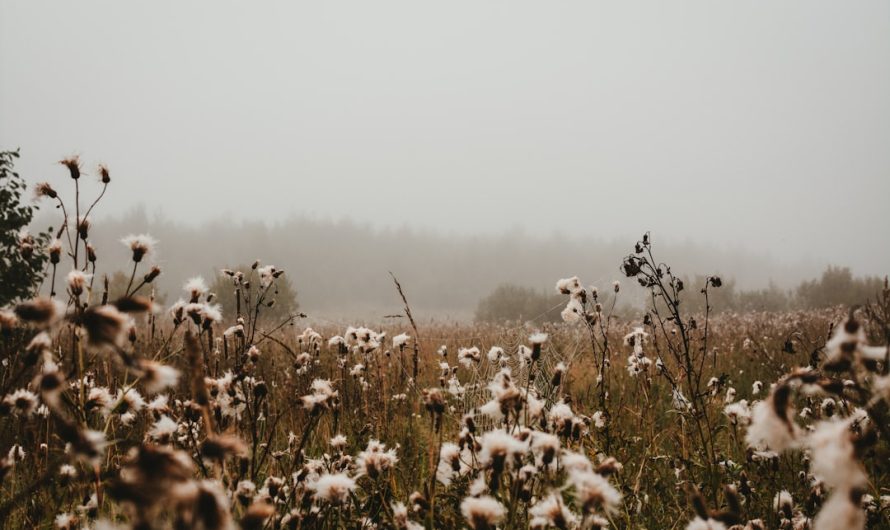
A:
<box><xmin>0</xmin><ymin>150</ymin><xmax>51</xmax><ymax>306</ymax></box>
<box><xmin>796</xmin><ymin>265</ymin><xmax>884</xmax><ymax>308</ymax></box>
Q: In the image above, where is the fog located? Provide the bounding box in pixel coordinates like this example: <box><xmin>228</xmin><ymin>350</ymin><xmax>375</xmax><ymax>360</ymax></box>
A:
<box><xmin>2</xmin><ymin>1</ymin><xmax>889</xmax><ymax>315</ymax></box>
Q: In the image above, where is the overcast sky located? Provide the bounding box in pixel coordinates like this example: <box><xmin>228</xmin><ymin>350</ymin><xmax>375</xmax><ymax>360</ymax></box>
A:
<box><xmin>2</xmin><ymin>1</ymin><xmax>888</xmax><ymax>275</ymax></box>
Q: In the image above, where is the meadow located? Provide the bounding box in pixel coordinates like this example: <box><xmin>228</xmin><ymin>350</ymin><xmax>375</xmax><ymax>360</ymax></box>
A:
<box><xmin>1</xmin><ymin>158</ymin><xmax>889</xmax><ymax>529</ymax></box>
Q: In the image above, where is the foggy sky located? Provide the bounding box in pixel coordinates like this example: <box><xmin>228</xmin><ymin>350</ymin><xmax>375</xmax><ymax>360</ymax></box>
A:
<box><xmin>2</xmin><ymin>1</ymin><xmax>889</xmax><ymax>276</ymax></box>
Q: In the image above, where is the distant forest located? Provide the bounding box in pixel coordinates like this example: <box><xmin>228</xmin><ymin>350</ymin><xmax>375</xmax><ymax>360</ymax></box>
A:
<box><xmin>32</xmin><ymin>207</ymin><xmax>880</xmax><ymax>320</ymax></box>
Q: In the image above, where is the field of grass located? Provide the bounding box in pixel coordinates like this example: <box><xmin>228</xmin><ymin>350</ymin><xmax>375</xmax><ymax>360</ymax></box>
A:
<box><xmin>1</xmin><ymin>161</ymin><xmax>889</xmax><ymax>529</ymax></box>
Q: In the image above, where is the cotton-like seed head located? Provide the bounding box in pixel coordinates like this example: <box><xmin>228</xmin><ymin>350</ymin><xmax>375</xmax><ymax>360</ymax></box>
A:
<box><xmin>14</xmin><ymin>298</ymin><xmax>65</xmax><ymax>327</ymax></box>
<box><xmin>97</xmin><ymin>164</ymin><xmax>110</xmax><ymax>183</ymax></box>
<box><xmin>120</xmin><ymin>234</ymin><xmax>156</xmax><ymax>263</ymax></box>
<box><xmin>60</xmin><ymin>156</ymin><xmax>80</xmax><ymax>179</ymax></box>
<box><xmin>80</xmin><ymin>305</ymin><xmax>130</xmax><ymax>352</ymax></box>
<box><xmin>310</xmin><ymin>473</ymin><xmax>356</xmax><ymax>504</ymax></box>
<box><xmin>48</xmin><ymin>239</ymin><xmax>62</xmax><ymax>264</ymax></box>
<box><xmin>461</xmin><ymin>495</ymin><xmax>506</xmax><ymax>530</ymax></box>
<box><xmin>200</xmin><ymin>434</ymin><xmax>248</xmax><ymax>462</ymax></box>
<box><xmin>34</xmin><ymin>182</ymin><xmax>58</xmax><ymax>199</ymax></box>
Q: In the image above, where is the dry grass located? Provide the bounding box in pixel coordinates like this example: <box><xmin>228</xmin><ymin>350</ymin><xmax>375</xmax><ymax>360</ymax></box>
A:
<box><xmin>1</xmin><ymin>159</ymin><xmax>889</xmax><ymax>529</ymax></box>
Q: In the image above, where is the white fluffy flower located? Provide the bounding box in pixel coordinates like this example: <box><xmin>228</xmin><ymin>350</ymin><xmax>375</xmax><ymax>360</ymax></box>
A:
<box><xmin>745</xmin><ymin>389</ymin><xmax>799</xmax><ymax>452</ymax></box>
<box><xmin>309</xmin><ymin>473</ymin><xmax>356</xmax><ymax>504</ymax></box>
<box><xmin>807</xmin><ymin>418</ymin><xmax>867</xmax><ymax>490</ymax></box>
<box><xmin>569</xmin><ymin>469</ymin><xmax>622</xmax><ymax>515</ymax></box>
<box><xmin>813</xmin><ymin>489</ymin><xmax>865</xmax><ymax>530</ymax></box>
<box><xmin>461</xmin><ymin>495</ymin><xmax>506</xmax><ymax>529</ymax></box>
<box><xmin>529</xmin><ymin>493</ymin><xmax>578</xmax><ymax>529</ymax></box>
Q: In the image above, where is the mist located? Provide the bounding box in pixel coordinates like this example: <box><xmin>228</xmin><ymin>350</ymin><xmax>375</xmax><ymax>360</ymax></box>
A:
<box><xmin>3</xmin><ymin>0</ymin><xmax>889</xmax><ymax>316</ymax></box>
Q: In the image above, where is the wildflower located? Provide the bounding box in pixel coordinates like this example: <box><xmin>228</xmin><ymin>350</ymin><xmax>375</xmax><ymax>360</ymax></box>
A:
<box><xmin>392</xmin><ymin>501</ymin><xmax>424</xmax><ymax>530</ymax></box>
<box><xmin>487</xmin><ymin>347</ymin><xmax>504</xmax><ymax>362</ymax></box>
<box><xmin>330</xmin><ymin>434</ymin><xmax>348</xmax><ymax>450</ymax></box>
<box><xmin>807</xmin><ymin>418</ymin><xmax>867</xmax><ymax>490</ymax></box>
<box><xmin>724</xmin><ymin>387</ymin><xmax>737</xmax><ymax>403</ymax></box>
<box><xmin>813</xmin><ymin>488</ymin><xmax>865</xmax><ymax>530</ymax></box>
<box><xmin>81</xmin><ymin>305</ymin><xmax>131</xmax><ymax>352</ymax></box>
<box><xmin>686</xmin><ymin>518</ymin><xmax>728</xmax><ymax>530</ymax></box>
<box><xmin>300</xmin><ymin>379</ymin><xmax>338</xmax><ymax>414</ymax></box>
<box><xmin>529</xmin><ymin>332</ymin><xmax>548</xmax><ymax>361</ymax></box>
<box><xmin>34</xmin><ymin>182</ymin><xmax>58</xmax><ymax>199</ymax></box>
<box><xmin>257</xmin><ymin>265</ymin><xmax>281</xmax><ymax>288</ymax></box>
<box><xmin>549</xmin><ymin>401</ymin><xmax>576</xmax><ymax>436</ymax></box>
<box><xmin>556</xmin><ymin>277</ymin><xmax>583</xmax><ymax>296</ymax></box>
<box><xmin>15</xmin><ymin>298</ymin><xmax>65</xmax><ymax>328</ymax></box>
<box><xmin>824</xmin><ymin>317</ymin><xmax>888</xmax><ymax>369</ymax></box>
<box><xmin>76</xmin><ymin>216</ymin><xmax>90</xmax><ymax>240</ymax></box>
<box><xmin>85</xmin><ymin>387</ymin><xmax>112</xmax><ymax>412</ymax></box>
<box><xmin>773</xmin><ymin>490</ymin><xmax>793</xmax><ymax>518</ymax></box>
<box><xmin>178</xmin><ymin>480</ymin><xmax>233</xmax><ymax>530</ymax></box>
<box><xmin>148</xmin><ymin>415</ymin><xmax>178</xmax><ymax>443</ymax></box>
<box><xmin>568</xmin><ymin>469</ymin><xmax>622</xmax><ymax>515</ymax></box>
<box><xmin>7</xmin><ymin>444</ymin><xmax>25</xmax><ymax>462</ymax></box>
<box><xmin>479</xmin><ymin>430</ymin><xmax>526</xmax><ymax>490</ymax></box>
<box><xmin>595</xmin><ymin>456</ymin><xmax>623</xmax><ymax>477</ymax></box>
<box><xmin>143</xmin><ymin>265</ymin><xmax>161</xmax><ymax>284</ymax></box>
<box><xmin>47</xmin><ymin>239</ymin><xmax>62</xmax><ymax>264</ymax></box>
<box><xmin>461</xmin><ymin>495</ymin><xmax>506</xmax><ymax>530</ymax></box>
<box><xmin>54</xmin><ymin>513</ymin><xmax>78</xmax><ymax>530</ymax></box>
<box><xmin>752</xmin><ymin>381</ymin><xmax>763</xmax><ymax>395</ymax></box>
<box><xmin>235</xmin><ymin>480</ymin><xmax>257</xmax><ymax>506</ymax></box>
<box><xmin>745</xmin><ymin>385</ymin><xmax>799</xmax><ymax>451</ymax></box>
<box><xmin>224</xmin><ymin>324</ymin><xmax>244</xmax><ymax>338</ymax></box>
<box><xmin>561</xmin><ymin>298</ymin><xmax>584</xmax><ymax>324</ymax></box>
<box><xmin>97</xmin><ymin>163</ymin><xmax>110</xmax><ymax>183</ymax></box>
<box><xmin>58</xmin><ymin>464</ymin><xmax>77</xmax><ymax>483</ymax></box>
<box><xmin>551</xmin><ymin>362</ymin><xmax>567</xmax><ymax>387</ymax></box>
<box><xmin>60</xmin><ymin>156</ymin><xmax>80</xmax><ymax>179</ymax></box>
<box><xmin>120</xmin><ymin>234</ymin><xmax>157</xmax><ymax>263</ymax></box>
<box><xmin>138</xmin><ymin>360</ymin><xmax>180</xmax><ymax>394</ymax></box>
<box><xmin>356</xmin><ymin>439</ymin><xmax>398</xmax><ymax>478</ymax></box>
<box><xmin>310</xmin><ymin>473</ymin><xmax>355</xmax><ymax>504</ymax></box>
<box><xmin>529</xmin><ymin>493</ymin><xmax>578</xmax><ymax>530</ymax></box>
<box><xmin>422</xmin><ymin>387</ymin><xmax>446</xmax><ymax>417</ymax></box>
<box><xmin>393</xmin><ymin>333</ymin><xmax>410</xmax><ymax>349</ymax></box>
<box><xmin>146</xmin><ymin>394</ymin><xmax>169</xmax><ymax>414</ymax></box>
<box><xmin>2</xmin><ymin>389</ymin><xmax>39</xmax><ymax>417</ymax></box>
<box><xmin>184</xmin><ymin>277</ymin><xmax>208</xmax><ymax>302</ymax></box>
<box><xmin>59</xmin><ymin>423</ymin><xmax>107</xmax><ymax>463</ymax></box>
<box><xmin>108</xmin><ymin>388</ymin><xmax>146</xmax><ymax>425</ymax></box>
<box><xmin>480</xmin><ymin>369</ymin><xmax>522</xmax><ymax>421</ymax></box>
<box><xmin>530</xmin><ymin>432</ymin><xmax>560</xmax><ymax>467</ymax></box>
<box><xmin>436</xmin><ymin>443</ymin><xmax>466</xmax><ymax>485</ymax></box>
<box><xmin>517</xmin><ymin>345</ymin><xmax>533</xmax><ymax>366</ymax></box>
<box><xmin>458</xmin><ymin>347</ymin><xmax>481</xmax><ymax>367</ymax></box>
<box><xmin>201</xmin><ymin>434</ymin><xmax>248</xmax><ymax>461</ymax></box>
<box><xmin>723</xmin><ymin>400</ymin><xmax>751</xmax><ymax>426</ymax></box>
<box><xmin>624</xmin><ymin>327</ymin><xmax>649</xmax><ymax>355</ymax></box>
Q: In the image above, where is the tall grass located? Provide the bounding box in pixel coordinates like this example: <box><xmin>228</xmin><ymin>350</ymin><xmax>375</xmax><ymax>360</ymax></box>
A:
<box><xmin>1</xmin><ymin>157</ymin><xmax>888</xmax><ymax>529</ymax></box>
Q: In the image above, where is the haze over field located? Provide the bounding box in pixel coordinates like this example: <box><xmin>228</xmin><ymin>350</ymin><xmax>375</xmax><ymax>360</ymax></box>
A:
<box><xmin>2</xmin><ymin>1</ymin><xmax>889</xmax><ymax>314</ymax></box>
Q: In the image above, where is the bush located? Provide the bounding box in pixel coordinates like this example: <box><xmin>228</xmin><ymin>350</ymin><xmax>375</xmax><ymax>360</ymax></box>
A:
<box><xmin>0</xmin><ymin>149</ymin><xmax>50</xmax><ymax>306</ymax></box>
<box><xmin>475</xmin><ymin>283</ymin><xmax>564</xmax><ymax>323</ymax></box>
